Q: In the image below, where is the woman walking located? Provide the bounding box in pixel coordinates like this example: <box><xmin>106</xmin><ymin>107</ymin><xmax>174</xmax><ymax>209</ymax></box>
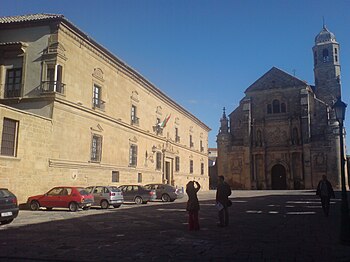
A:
<box><xmin>186</xmin><ymin>181</ymin><xmax>201</xmax><ymax>231</ymax></box>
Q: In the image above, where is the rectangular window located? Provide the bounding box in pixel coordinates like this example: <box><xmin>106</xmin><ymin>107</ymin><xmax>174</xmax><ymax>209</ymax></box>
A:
<box><xmin>200</xmin><ymin>140</ymin><xmax>204</xmax><ymax>152</ymax></box>
<box><xmin>1</xmin><ymin>118</ymin><xmax>19</xmax><ymax>156</ymax></box>
<box><xmin>138</xmin><ymin>173</ymin><xmax>142</xmax><ymax>183</ymax></box>
<box><xmin>43</xmin><ymin>64</ymin><xmax>64</xmax><ymax>93</ymax></box>
<box><xmin>93</xmin><ymin>84</ymin><xmax>102</xmax><ymax>108</ymax></box>
<box><xmin>175</xmin><ymin>156</ymin><xmax>180</xmax><ymax>172</ymax></box>
<box><xmin>175</xmin><ymin>127</ymin><xmax>180</xmax><ymax>142</ymax></box>
<box><xmin>91</xmin><ymin>134</ymin><xmax>102</xmax><ymax>162</ymax></box>
<box><xmin>190</xmin><ymin>135</ymin><xmax>193</xmax><ymax>148</ymax></box>
<box><xmin>156</xmin><ymin>152</ymin><xmax>162</xmax><ymax>170</ymax></box>
<box><xmin>201</xmin><ymin>163</ymin><xmax>204</xmax><ymax>175</ymax></box>
<box><xmin>112</xmin><ymin>171</ymin><xmax>119</xmax><ymax>182</ymax></box>
<box><xmin>131</xmin><ymin>105</ymin><xmax>139</xmax><ymax>125</ymax></box>
<box><xmin>190</xmin><ymin>160</ymin><xmax>193</xmax><ymax>174</ymax></box>
<box><xmin>129</xmin><ymin>144</ymin><xmax>138</xmax><ymax>166</ymax></box>
<box><xmin>5</xmin><ymin>68</ymin><xmax>22</xmax><ymax>98</ymax></box>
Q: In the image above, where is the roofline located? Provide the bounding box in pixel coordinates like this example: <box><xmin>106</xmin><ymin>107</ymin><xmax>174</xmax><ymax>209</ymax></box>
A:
<box><xmin>244</xmin><ymin>66</ymin><xmax>309</xmax><ymax>94</ymax></box>
<box><xmin>0</xmin><ymin>14</ymin><xmax>210</xmax><ymax>131</ymax></box>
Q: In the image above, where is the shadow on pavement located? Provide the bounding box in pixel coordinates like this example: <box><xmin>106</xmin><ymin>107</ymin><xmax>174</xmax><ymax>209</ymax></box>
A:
<box><xmin>1</xmin><ymin>192</ymin><xmax>349</xmax><ymax>262</ymax></box>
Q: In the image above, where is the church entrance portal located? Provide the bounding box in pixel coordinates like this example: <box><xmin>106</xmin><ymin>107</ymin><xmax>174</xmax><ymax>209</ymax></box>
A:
<box><xmin>271</xmin><ymin>164</ymin><xmax>287</xmax><ymax>190</ymax></box>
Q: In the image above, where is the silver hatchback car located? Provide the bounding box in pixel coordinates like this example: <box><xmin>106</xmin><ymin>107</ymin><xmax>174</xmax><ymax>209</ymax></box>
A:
<box><xmin>86</xmin><ymin>186</ymin><xmax>124</xmax><ymax>209</ymax></box>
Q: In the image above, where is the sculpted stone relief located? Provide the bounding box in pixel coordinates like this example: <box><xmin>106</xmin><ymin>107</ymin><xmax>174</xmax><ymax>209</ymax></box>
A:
<box><xmin>313</xmin><ymin>152</ymin><xmax>327</xmax><ymax>171</ymax></box>
<box><xmin>92</xmin><ymin>68</ymin><xmax>104</xmax><ymax>81</ymax></box>
<box><xmin>266</xmin><ymin>127</ymin><xmax>288</xmax><ymax>146</ymax></box>
<box><xmin>231</xmin><ymin>157</ymin><xmax>242</xmax><ymax>174</ymax></box>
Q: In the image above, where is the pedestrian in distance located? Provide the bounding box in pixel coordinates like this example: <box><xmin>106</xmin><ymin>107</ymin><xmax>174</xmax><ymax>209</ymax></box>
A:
<box><xmin>316</xmin><ymin>175</ymin><xmax>335</xmax><ymax>217</ymax></box>
<box><xmin>216</xmin><ymin>175</ymin><xmax>232</xmax><ymax>227</ymax></box>
<box><xmin>186</xmin><ymin>180</ymin><xmax>200</xmax><ymax>231</ymax></box>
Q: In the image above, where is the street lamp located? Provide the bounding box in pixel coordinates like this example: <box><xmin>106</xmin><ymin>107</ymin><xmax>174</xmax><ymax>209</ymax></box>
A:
<box><xmin>332</xmin><ymin>97</ymin><xmax>350</xmax><ymax>243</ymax></box>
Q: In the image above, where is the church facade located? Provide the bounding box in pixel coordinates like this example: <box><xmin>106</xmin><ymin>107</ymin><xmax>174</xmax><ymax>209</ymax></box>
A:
<box><xmin>217</xmin><ymin>26</ymin><xmax>347</xmax><ymax>190</ymax></box>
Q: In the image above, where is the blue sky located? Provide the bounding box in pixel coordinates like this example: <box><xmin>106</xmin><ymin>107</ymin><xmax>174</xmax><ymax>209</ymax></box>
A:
<box><xmin>1</xmin><ymin>0</ymin><xmax>350</xmax><ymax>151</ymax></box>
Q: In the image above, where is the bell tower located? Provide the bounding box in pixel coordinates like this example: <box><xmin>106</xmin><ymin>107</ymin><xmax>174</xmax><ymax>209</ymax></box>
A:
<box><xmin>313</xmin><ymin>24</ymin><xmax>341</xmax><ymax>105</ymax></box>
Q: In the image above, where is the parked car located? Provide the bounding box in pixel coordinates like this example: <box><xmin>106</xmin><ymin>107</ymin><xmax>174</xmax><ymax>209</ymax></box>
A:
<box><xmin>118</xmin><ymin>185</ymin><xmax>156</xmax><ymax>204</ymax></box>
<box><xmin>86</xmin><ymin>186</ymin><xmax>124</xmax><ymax>209</ymax></box>
<box><xmin>27</xmin><ymin>186</ymin><xmax>94</xmax><ymax>212</ymax></box>
<box><xmin>144</xmin><ymin>184</ymin><xmax>184</xmax><ymax>202</ymax></box>
<box><xmin>0</xmin><ymin>188</ymin><xmax>19</xmax><ymax>225</ymax></box>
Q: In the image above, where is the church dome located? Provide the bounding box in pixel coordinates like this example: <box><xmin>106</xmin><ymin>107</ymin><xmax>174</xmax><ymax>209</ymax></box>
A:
<box><xmin>315</xmin><ymin>26</ymin><xmax>336</xmax><ymax>44</ymax></box>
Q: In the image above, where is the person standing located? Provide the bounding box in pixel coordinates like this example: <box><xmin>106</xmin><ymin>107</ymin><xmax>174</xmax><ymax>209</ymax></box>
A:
<box><xmin>216</xmin><ymin>176</ymin><xmax>232</xmax><ymax>227</ymax></box>
<box><xmin>186</xmin><ymin>181</ymin><xmax>201</xmax><ymax>231</ymax></box>
<box><xmin>316</xmin><ymin>175</ymin><xmax>335</xmax><ymax>217</ymax></box>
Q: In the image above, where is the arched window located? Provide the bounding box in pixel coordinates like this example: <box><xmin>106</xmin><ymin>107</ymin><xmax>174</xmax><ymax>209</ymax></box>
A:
<box><xmin>267</xmin><ymin>104</ymin><xmax>272</xmax><ymax>114</ymax></box>
<box><xmin>314</xmin><ymin>51</ymin><xmax>317</xmax><ymax>65</ymax></box>
<box><xmin>334</xmin><ymin>48</ymin><xmax>338</xmax><ymax>62</ymax></box>
<box><xmin>323</xmin><ymin>49</ymin><xmax>329</xmax><ymax>62</ymax></box>
<box><xmin>273</xmin><ymin>100</ymin><xmax>280</xmax><ymax>113</ymax></box>
<box><xmin>281</xmin><ymin>103</ymin><xmax>286</xmax><ymax>113</ymax></box>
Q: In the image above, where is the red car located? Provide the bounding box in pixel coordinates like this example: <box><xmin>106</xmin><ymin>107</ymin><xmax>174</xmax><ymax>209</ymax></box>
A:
<box><xmin>27</xmin><ymin>187</ymin><xmax>94</xmax><ymax>212</ymax></box>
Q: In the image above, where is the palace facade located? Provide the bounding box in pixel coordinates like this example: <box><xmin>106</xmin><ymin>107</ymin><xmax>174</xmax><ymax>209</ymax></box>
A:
<box><xmin>0</xmin><ymin>14</ymin><xmax>210</xmax><ymax>202</ymax></box>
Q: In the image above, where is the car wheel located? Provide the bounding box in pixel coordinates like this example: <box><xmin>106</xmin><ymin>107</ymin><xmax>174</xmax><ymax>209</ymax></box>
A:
<box><xmin>68</xmin><ymin>202</ymin><xmax>78</xmax><ymax>212</ymax></box>
<box><xmin>161</xmin><ymin>194</ymin><xmax>171</xmax><ymax>202</ymax></box>
<box><xmin>100</xmin><ymin>200</ymin><xmax>109</xmax><ymax>209</ymax></box>
<box><xmin>134</xmin><ymin>196</ymin><xmax>143</xmax><ymax>205</ymax></box>
<box><xmin>113</xmin><ymin>204</ymin><xmax>121</xmax><ymax>208</ymax></box>
<box><xmin>0</xmin><ymin>219</ymin><xmax>13</xmax><ymax>225</ymax></box>
<box><xmin>30</xmin><ymin>200</ymin><xmax>40</xmax><ymax>211</ymax></box>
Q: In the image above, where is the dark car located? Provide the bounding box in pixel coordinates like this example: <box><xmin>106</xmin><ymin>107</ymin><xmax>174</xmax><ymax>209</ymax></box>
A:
<box><xmin>144</xmin><ymin>184</ymin><xmax>184</xmax><ymax>202</ymax></box>
<box><xmin>118</xmin><ymin>185</ymin><xmax>156</xmax><ymax>204</ymax></box>
<box><xmin>0</xmin><ymin>188</ymin><xmax>19</xmax><ymax>225</ymax></box>
<box><xmin>86</xmin><ymin>186</ymin><xmax>124</xmax><ymax>209</ymax></box>
<box><xmin>27</xmin><ymin>186</ymin><xmax>94</xmax><ymax>212</ymax></box>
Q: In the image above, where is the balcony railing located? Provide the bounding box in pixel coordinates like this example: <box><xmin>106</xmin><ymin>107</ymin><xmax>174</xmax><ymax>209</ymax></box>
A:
<box><xmin>92</xmin><ymin>98</ymin><xmax>106</xmax><ymax>110</ymax></box>
<box><xmin>153</xmin><ymin>125</ymin><xmax>163</xmax><ymax>135</ymax></box>
<box><xmin>131</xmin><ymin>116</ymin><xmax>139</xmax><ymax>126</ymax></box>
<box><xmin>41</xmin><ymin>81</ymin><xmax>65</xmax><ymax>94</ymax></box>
<box><xmin>3</xmin><ymin>84</ymin><xmax>22</xmax><ymax>98</ymax></box>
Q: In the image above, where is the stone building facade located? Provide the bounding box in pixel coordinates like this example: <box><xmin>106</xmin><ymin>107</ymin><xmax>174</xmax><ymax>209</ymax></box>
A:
<box><xmin>217</xmin><ymin>26</ymin><xmax>347</xmax><ymax>190</ymax></box>
<box><xmin>0</xmin><ymin>14</ymin><xmax>210</xmax><ymax>203</ymax></box>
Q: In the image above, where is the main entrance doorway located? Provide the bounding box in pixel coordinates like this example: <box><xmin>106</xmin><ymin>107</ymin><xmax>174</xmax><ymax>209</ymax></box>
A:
<box><xmin>164</xmin><ymin>160</ymin><xmax>174</xmax><ymax>186</ymax></box>
<box><xmin>271</xmin><ymin>164</ymin><xmax>287</xmax><ymax>190</ymax></box>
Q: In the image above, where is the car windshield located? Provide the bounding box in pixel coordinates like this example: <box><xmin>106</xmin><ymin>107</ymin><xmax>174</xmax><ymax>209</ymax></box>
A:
<box><xmin>0</xmin><ymin>189</ymin><xmax>12</xmax><ymax>197</ymax></box>
<box><xmin>77</xmin><ymin>188</ymin><xmax>90</xmax><ymax>195</ymax></box>
<box><xmin>85</xmin><ymin>187</ymin><xmax>93</xmax><ymax>193</ymax></box>
<box><xmin>110</xmin><ymin>187</ymin><xmax>121</xmax><ymax>192</ymax></box>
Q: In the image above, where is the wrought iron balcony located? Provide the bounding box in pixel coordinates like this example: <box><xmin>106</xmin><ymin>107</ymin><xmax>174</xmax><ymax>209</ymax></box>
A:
<box><xmin>92</xmin><ymin>98</ymin><xmax>106</xmax><ymax>110</ymax></box>
<box><xmin>131</xmin><ymin>116</ymin><xmax>139</xmax><ymax>126</ymax></box>
<box><xmin>153</xmin><ymin>125</ymin><xmax>163</xmax><ymax>135</ymax></box>
<box><xmin>41</xmin><ymin>81</ymin><xmax>65</xmax><ymax>94</ymax></box>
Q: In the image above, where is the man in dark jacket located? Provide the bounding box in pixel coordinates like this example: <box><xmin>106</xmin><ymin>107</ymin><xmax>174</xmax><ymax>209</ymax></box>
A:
<box><xmin>316</xmin><ymin>175</ymin><xmax>335</xmax><ymax>217</ymax></box>
<box><xmin>216</xmin><ymin>176</ymin><xmax>232</xmax><ymax>227</ymax></box>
